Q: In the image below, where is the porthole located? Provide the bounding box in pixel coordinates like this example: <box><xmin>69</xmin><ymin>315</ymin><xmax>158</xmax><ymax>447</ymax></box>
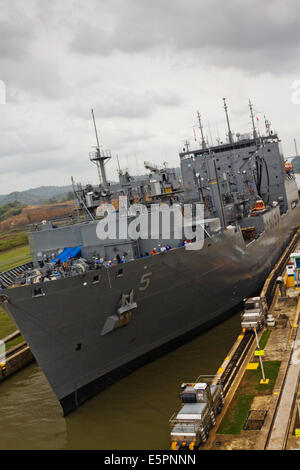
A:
<box><xmin>32</xmin><ymin>288</ymin><xmax>44</xmax><ymax>298</ymax></box>
<box><xmin>92</xmin><ymin>275</ymin><xmax>100</xmax><ymax>284</ymax></box>
<box><xmin>116</xmin><ymin>269</ymin><xmax>124</xmax><ymax>278</ymax></box>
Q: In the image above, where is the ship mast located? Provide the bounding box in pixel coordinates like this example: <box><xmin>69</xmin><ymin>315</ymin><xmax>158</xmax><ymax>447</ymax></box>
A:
<box><xmin>223</xmin><ymin>98</ymin><xmax>234</xmax><ymax>144</ymax></box>
<box><xmin>197</xmin><ymin>111</ymin><xmax>207</xmax><ymax>149</ymax></box>
<box><xmin>294</xmin><ymin>138</ymin><xmax>299</xmax><ymax>157</ymax></box>
<box><xmin>183</xmin><ymin>140</ymin><xmax>190</xmax><ymax>152</ymax></box>
<box><xmin>89</xmin><ymin>109</ymin><xmax>111</xmax><ymax>189</ymax></box>
<box><xmin>249</xmin><ymin>99</ymin><xmax>258</xmax><ymax>140</ymax></box>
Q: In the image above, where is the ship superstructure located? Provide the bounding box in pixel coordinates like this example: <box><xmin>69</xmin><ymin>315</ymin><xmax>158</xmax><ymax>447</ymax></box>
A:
<box><xmin>1</xmin><ymin>100</ymin><xmax>300</xmax><ymax>415</ymax></box>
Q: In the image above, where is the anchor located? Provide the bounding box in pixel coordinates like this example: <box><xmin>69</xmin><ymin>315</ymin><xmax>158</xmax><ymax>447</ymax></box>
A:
<box><xmin>101</xmin><ymin>289</ymin><xmax>138</xmax><ymax>336</ymax></box>
<box><xmin>117</xmin><ymin>289</ymin><xmax>137</xmax><ymax>315</ymax></box>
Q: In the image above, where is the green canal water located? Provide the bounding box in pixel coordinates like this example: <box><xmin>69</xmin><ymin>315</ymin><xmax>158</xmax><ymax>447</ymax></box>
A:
<box><xmin>0</xmin><ymin>312</ymin><xmax>241</xmax><ymax>450</ymax></box>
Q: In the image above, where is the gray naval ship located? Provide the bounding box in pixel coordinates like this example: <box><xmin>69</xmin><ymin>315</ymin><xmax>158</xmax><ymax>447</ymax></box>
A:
<box><xmin>1</xmin><ymin>100</ymin><xmax>300</xmax><ymax>416</ymax></box>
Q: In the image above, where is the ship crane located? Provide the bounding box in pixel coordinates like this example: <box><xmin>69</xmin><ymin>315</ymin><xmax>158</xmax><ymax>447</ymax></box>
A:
<box><xmin>144</xmin><ymin>161</ymin><xmax>168</xmax><ymax>174</ymax></box>
<box><xmin>144</xmin><ymin>161</ymin><xmax>159</xmax><ymax>173</ymax></box>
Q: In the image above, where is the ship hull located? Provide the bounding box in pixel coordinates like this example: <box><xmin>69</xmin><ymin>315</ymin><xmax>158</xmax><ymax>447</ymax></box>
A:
<box><xmin>60</xmin><ymin>301</ymin><xmax>242</xmax><ymax>415</ymax></box>
<box><xmin>3</xmin><ymin>207</ymin><xmax>300</xmax><ymax>415</ymax></box>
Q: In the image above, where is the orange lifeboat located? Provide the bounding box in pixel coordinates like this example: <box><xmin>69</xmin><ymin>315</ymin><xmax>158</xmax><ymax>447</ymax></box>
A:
<box><xmin>251</xmin><ymin>199</ymin><xmax>266</xmax><ymax>216</ymax></box>
<box><xmin>285</xmin><ymin>160</ymin><xmax>293</xmax><ymax>172</ymax></box>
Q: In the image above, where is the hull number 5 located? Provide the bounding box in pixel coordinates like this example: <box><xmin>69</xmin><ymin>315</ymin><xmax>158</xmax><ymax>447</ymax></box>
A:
<box><xmin>139</xmin><ymin>272</ymin><xmax>153</xmax><ymax>291</ymax></box>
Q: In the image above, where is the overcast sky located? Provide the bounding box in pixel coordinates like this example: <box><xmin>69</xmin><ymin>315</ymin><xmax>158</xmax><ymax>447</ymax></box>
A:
<box><xmin>1</xmin><ymin>0</ymin><xmax>300</xmax><ymax>194</ymax></box>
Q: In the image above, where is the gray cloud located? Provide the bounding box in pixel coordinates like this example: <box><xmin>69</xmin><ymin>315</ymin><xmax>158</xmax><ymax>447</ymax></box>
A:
<box><xmin>0</xmin><ymin>19</ymin><xmax>33</xmax><ymax>59</ymax></box>
<box><xmin>70</xmin><ymin>0</ymin><xmax>300</xmax><ymax>73</ymax></box>
<box><xmin>0</xmin><ymin>0</ymin><xmax>300</xmax><ymax>194</ymax></box>
<box><xmin>67</xmin><ymin>88</ymin><xmax>182</xmax><ymax>120</ymax></box>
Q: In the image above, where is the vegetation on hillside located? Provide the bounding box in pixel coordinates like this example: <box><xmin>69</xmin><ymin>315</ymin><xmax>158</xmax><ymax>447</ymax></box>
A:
<box><xmin>0</xmin><ymin>199</ymin><xmax>75</xmax><ymax>233</ymax></box>
<box><xmin>44</xmin><ymin>191</ymin><xmax>75</xmax><ymax>205</ymax></box>
<box><xmin>0</xmin><ymin>202</ymin><xmax>24</xmax><ymax>222</ymax></box>
<box><xmin>0</xmin><ymin>231</ymin><xmax>28</xmax><ymax>253</ymax></box>
<box><xmin>0</xmin><ymin>185</ymin><xmax>74</xmax><ymax>207</ymax></box>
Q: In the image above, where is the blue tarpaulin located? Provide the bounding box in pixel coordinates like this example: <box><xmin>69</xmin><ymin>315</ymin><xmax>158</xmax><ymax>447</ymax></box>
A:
<box><xmin>52</xmin><ymin>246</ymin><xmax>81</xmax><ymax>264</ymax></box>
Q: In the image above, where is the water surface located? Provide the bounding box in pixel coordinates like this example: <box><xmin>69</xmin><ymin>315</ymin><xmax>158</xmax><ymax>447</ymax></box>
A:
<box><xmin>0</xmin><ymin>312</ymin><xmax>241</xmax><ymax>449</ymax></box>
